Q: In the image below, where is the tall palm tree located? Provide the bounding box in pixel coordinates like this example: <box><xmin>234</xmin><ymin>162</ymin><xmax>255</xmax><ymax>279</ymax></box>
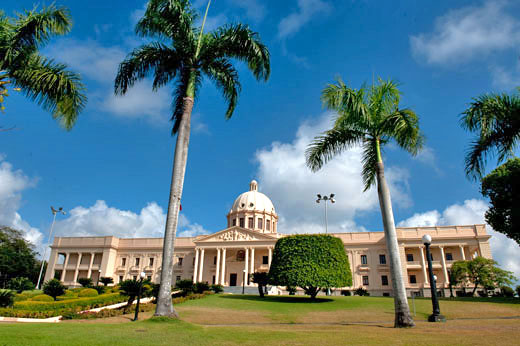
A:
<box><xmin>306</xmin><ymin>78</ymin><xmax>422</xmax><ymax>328</ymax></box>
<box><xmin>461</xmin><ymin>88</ymin><xmax>520</xmax><ymax>180</ymax></box>
<box><xmin>0</xmin><ymin>5</ymin><xmax>86</xmax><ymax>128</ymax></box>
<box><xmin>114</xmin><ymin>0</ymin><xmax>270</xmax><ymax>317</ymax></box>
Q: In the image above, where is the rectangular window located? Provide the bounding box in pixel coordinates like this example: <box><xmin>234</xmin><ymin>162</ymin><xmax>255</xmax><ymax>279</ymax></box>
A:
<box><xmin>176</xmin><ymin>276</ymin><xmax>181</xmax><ymax>282</ymax></box>
<box><xmin>381</xmin><ymin>275</ymin><xmax>388</xmax><ymax>286</ymax></box>
<box><xmin>122</xmin><ymin>258</ymin><xmax>126</xmax><ymax>266</ymax></box>
<box><xmin>149</xmin><ymin>258</ymin><xmax>154</xmax><ymax>266</ymax></box>
<box><xmin>410</xmin><ymin>275</ymin><xmax>417</xmax><ymax>284</ymax></box>
<box><xmin>406</xmin><ymin>254</ymin><xmax>414</xmax><ymax>262</ymax></box>
<box><xmin>263</xmin><ymin>256</ymin><xmax>269</xmax><ymax>265</ymax></box>
<box><xmin>232</xmin><ymin>219</ymin><xmax>237</xmax><ymax>226</ymax></box>
<box><xmin>239</xmin><ymin>218</ymin><xmax>245</xmax><ymax>228</ymax></box>
<box><xmin>119</xmin><ymin>275</ymin><xmax>123</xmax><ymax>283</ymax></box>
<box><xmin>361</xmin><ymin>255</ymin><xmax>368</xmax><ymax>265</ymax></box>
<box><xmin>135</xmin><ymin>258</ymin><xmax>140</xmax><ymax>266</ymax></box>
<box><xmin>212</xmin><ymin>275</ymin><xmax>215</xmax><ymax>284</ymax></box>
<box><xmin>446</xmin><ymin>253</ymin><xmax>453</xmax><ymax>261</ymax></box>
<box><xmin>258</xmin><ymin>218</ymin><xmax>263</xmax><ymax>229</ymax></box>
<box><xmin>362</xmin><ymin>276</ymin><xmax>369</xmax><ymax>285</ymax></box>
<box><xmin>266</xmin><ymin>220</ymin><xmax>271</xmax><ymax>231</ymax></box>
<box><xmin>178</xmin><ymin>258</ymin><xmax>183</xmax><ymax>266</ymax></box>
<box><xmin>379</xmin><ymin>254</ymin><xmax>386</xmax><ymax>265</ymax></box>
<box><xmin>248</xmin><ymin>217</ymin><xmax>254</xmax><ymax>229</ymax></box>
<box><xmin>214</xmin><ymin>256</ymin><xmax>217</xmax><ymax>265</ymax></box>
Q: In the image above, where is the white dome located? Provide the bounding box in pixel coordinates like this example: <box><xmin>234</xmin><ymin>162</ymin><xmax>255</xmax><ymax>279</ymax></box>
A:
<box><xmin>230</xmin><ymin>180</ymin><xmax>276</xmax><ymax>214</ymax></box>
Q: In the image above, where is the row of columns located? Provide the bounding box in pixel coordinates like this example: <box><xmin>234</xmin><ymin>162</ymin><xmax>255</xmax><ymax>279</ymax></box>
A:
<box><xmin>419</xmin><ymin>245</ymin><xmax>467</xmax><ymax>286</ymax></box>
<box><xmin>193</xmin><ymin>247</ymin><xmax>273</xmax><ymax>285</ymax></box>
<box><xmin>59</xmin><ymin>252</ymin><xmax>98</xmax><ymax>283</ymax></box>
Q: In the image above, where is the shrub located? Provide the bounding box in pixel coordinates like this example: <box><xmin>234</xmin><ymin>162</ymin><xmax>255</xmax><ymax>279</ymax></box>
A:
<box><xmin>354</xmin><ymin>288</ymin><xmax>369</xmax><ymax>296</ymax></box>
<box><xmin>286</xmin><ymin>286</ymin><xmax>297</xmax><ymax>295</ymax></box>
<box><xmin>194</xmin><ymin>282</ymin><xmax>210</xmax><ymax>294</ymax></box>
<box><xmin>31</xmin><ymin>294</ymin><xmax>54</xmax><ymax>302</ymax></box>
<box><xmin>7</xmin><ymin>277</ymin><xmax>35</xmax><ymax>293</ymax></box>
<box><xmin>119</xmin><ymin>279</ymin><xmax>151</xmax><ymax>307</ymax></box>
<box><xmin>43</xmin><ymin>279</ymin><xmax>66</xmax><ymax>301</ymax></box>
<box><xmin>210</xmin><ymin>284</ymin><xmax>224</xmax><ymax>294</ymax></box>
<box><xmin>500</xmin><ymin>286</ymin><xmax>515</xmax><ymax>297</ymax></box>
<box><xmin>93</xmin><ymin>285</ymin><xmax>105</xmax><ymax>295</ymax></box>
<box><xmin>251</xmin><ymin>272</ymin><xmax>268</xmax><ymax>298</ymax></box>
<box><xmin>99</xmin><ymin>277</ymin><xmax>114</xmax><ymax>286</ymax></box>
<box><xmin>78</xmin><ymin>288</ymin><xmax>99</xmax><ymax>298</ymax></box>
<box><xmin>77</xmin><ymin>278</ymin><xmax>93</xmax><ymax>288</ymax></box>
<box><xmin>176</xmin><ymin>279</ymin><xmax>195</xmax><ymax>296</ymax></box>
<box><xmin>0</xmin><ymin>289</ymin><xmax>15</xmax><ymax>307</ymax></box>
<box><xmin>341</xmin><ymin>290</ymin><xmax>351</xmax><ymax>296</ymax></box>
<box><xmin>14</xmin><ymin>293</ymin><xmax>126</xmax><ymax>313</ymax></box>
<box><xmin>269</xmin><ymin>235</ymin><xmax>352</xmax><ymax>299</ymax></box>
<box><xmin>517</xmin><ymin>285</ymin><xmax>520</xmax><ymax>297</ymax></box>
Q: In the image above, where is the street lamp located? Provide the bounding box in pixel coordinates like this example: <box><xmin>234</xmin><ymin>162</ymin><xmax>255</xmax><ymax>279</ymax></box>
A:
<box><xmin>96</xmin><ymin>270</ymin><xmax>101</xmax><ymax>286</ymax></box>
<box><xmin>422</xmin><ymin>234</ymin><xmax>446</xmax><ymax>322</ymax></box>
<box><xmin>242</xmin><ymin>269</ymin><xmax>246</xmax><ymax>294</ymax></box>
<box><xmin>133</xmin><ymin>271</ymin><xmax>146</xmax><ymax>321</ymax></box>
<box><xmin>316</xmin><ymin>193</ymin><xmax>335</xmax><ymax>234</ymax></box>
<box><xmin>36</xmin><ymin>206</ymin><xmax>66</xmax><ymax>289</ymax></box>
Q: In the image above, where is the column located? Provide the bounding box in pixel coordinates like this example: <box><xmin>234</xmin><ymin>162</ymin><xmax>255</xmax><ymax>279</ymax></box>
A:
<box><xmin>198</xmin><ymin>248</ymin><xmax>205</xmax><ymax>282</ymax></box>
<box><xmin>459</xmin><ymin>245</ymin><xmax>466</xmax><ymax>260</ymax></box>
<box><xmin>440</xmin><ymin>246</ymin><xmax>449</xmax><ymax>285</ymax></box>
<box><xmin>250</xmin><ymin>248</ymin><xmax>255</xmax><ymax>277</ymax></box>
<box><xmin>215</xmin><ymin>248</ymin><xmax>221</xmax><ymax>285</ymax></box>
<box><xmin>244</xmin><ymin>248</ymin><xmax>249</xmax><ymax>286</ymax></box>
<box><xmin>268</xmin><ymin>247</ymin><xmax>272</xmax><ymax>267</ymax></box>
<box><xmin>60</xmin><ymin>252</ymin><xmax>70</xmax><ymax>282</ymax></box>
<box><xmin>193</xmin><ymin>248</ymin><xmax>199</xmax><ymax>283</ymax></box>
<box><xmin>87</xmin><ymin>252</ymin><xmax>95</xmax><ymax>278</ymax></box>
<box><xmin>220</xmin><ymin>248</ymin><xmax>226</xmax><ymax>285</ymax></box>
<box><xmin>73</xmin><ymin>253</ymin><xmax>82</xmax><ymax>284</ymax></box>
<box><xmin>420</xmin><ymin>246</ymin><xmax>428</xmax><ymax>285</ymax></box>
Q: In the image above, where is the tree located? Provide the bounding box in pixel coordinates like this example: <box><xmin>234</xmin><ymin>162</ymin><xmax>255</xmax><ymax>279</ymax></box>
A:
<box><xmin>268</xmin><ymin>235</ymin><xmax>352</xmax><ymax>300</ymax></box>
<box><xmin>7</xmin><ymin>277</ymin><xmax>35</xmax><ymax>293</ymax></box>
<box><xmin>447</xmin><ymin>261</ymin><xmax>468</xmax><ymax>298</ymax></box>
<box><xmin>42</xmin><ymin>279</ymin><xmax>65</xmax><ymax>301</ymax></box>
<box><xmin>99</xmin><ymin>277</ymin><xmax>114</xmax><ymax>286</ymax></box>
<box><xmin>77</xmin><ymin>277</ymin><xmax>93</xmax><ymax>288</ymax></box>
<box><xmin>0</xmin><ymin>289</ymin><xmax>14</xmax><ymax>307</ymax></box>
<box><xmin>0</xmin><ymin>226</ymin><xmax>40</xmax><ymax>287</ymax></box>
<box><xmin>460</xmin><ymin>88</ymin><xmax>520</xmax><ymax>180</ymax></box>
<box><xmin>465</xmin><ymin>257</ymin><xmax>515</xmax><ymax>296</ymax></box>
<box><xmin>251</xmin><ymin>272</ymin><xmax>268</xmax><ymax>298</ymax></box>
<box><xmin>119</xmin><ymin>279</ymin><xmax>151</xmax><ymax>309</ymax></box>
<box><xmin>114</xmin><ymin>0</ymin><xmax>270</xmax><ymax>318</ymax></box>
<box><xmin>481</xmin><ymin>158</ymin><xmax>520</xmax><ymax>245</ymax></box>
<box><xmin>306</xmin><ymin>78</ymin><xmax>422</xmax><ymax>327</ymax></box>
<box><xmin>0</xmin><ymin>5</ymin><xmax>86</xmax><ymax>127</ymax></box>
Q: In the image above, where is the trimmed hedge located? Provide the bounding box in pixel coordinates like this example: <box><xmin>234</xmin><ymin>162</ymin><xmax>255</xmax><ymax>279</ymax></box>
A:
<box><xmin>78</xmin><ymin>288</ymin><xmax>98</xmax><ymax>297</ymax></box>
<box><xmin>13</xmin><ymin>293</ymin><xmax>127</xmax><ymax>313</ymax></box>
<box><xmin>31</xmin><ymin>294</ymin><xmax>54</xmax><ymax>302</ymax></box>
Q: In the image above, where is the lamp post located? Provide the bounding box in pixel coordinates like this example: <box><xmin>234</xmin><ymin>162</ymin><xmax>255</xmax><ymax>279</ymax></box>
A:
<box><xmin>422</xmin><ymin>234</ymin><xmax>446</xmax><ymax>322</ymax></box>
<box><xmin>96</xmin><ymin>270</ymin><xmax>101</xmax><ymax>286</ymax></box>
<box><xmin>316</xmin><ymin>194</ymin><xmax>335</xmax><ymax>234</ymax></box>
<box><xmin>242</xmin><ymin>270</ymin><xmax>246</xmax><ymax>294</ymax></box>
<box><xmin>133</xmin><ymin>271</ymin><xmax>146</xmax><ymax>321</ymax></box>
<box><xmin>37</xmin><ymin>206</ymin><xmax>66</xmax><ymax>289</ymax></box>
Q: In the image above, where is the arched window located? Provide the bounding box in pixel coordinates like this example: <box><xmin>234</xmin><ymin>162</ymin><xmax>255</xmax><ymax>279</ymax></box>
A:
<box><xmin>236</xmin><ymin>250</ymin><xmax>245</xmax><ymax>262</ymax></box>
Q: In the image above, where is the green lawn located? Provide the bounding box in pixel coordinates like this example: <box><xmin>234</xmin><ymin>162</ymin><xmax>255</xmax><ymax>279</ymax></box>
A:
<box><xmin>1</xmin><ymin>295</ymin><xmax>519</xmax><ymax>345</ymax></box>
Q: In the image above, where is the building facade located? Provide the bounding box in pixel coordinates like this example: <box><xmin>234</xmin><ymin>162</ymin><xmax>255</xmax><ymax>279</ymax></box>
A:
<box><xmin>44</xmin><ymin>180</ymin><xmax>493</xmax><ymax>296</ymax></box>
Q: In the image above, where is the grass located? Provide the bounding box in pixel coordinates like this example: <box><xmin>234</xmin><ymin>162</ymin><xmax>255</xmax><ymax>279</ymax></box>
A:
<box><xmin>1</xmin><ymin>295</ymin><xmax>519</xmax><ymax>345</ymax></box>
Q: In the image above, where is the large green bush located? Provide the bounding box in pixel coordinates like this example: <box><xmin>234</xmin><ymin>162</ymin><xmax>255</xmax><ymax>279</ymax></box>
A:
<box><xmin>78</xmin><ymin>288</ymin><xmax>99</xmax><ymax>297</ymax></box>
<box><xmin>43</xmin><ymin>279</ymin><xmax>66</xmax><ymax>301</ymax></box>
<box><xmin>7</xmin><ymin>277</ymin><xmax>35</xmax><ymax>293</ymax></box>
<box><xmin>31</xmin><ymin>294</ymin><xmax>54</xmax><ymax>302</ymax></box>
<box><xmin>175</xmin><ymin>279</ymin><xmax>195</xmax><ymax>295</ymax></box>
<box><xmin>77</xmin><ymin>278</ymin><xmax>93</xmax><ymax>288</ymax></box>
<box><xmin>210</xmin><ymin>284</ymin><xmax>224</xmax><ymax>294</ymax></box>
<box><xmin>13</xmin><ymin>293</ymin><xmax>126</xmax><ymax>313</ymax></box>
<box><xmin>0</xmin><ymin>289</ymin><xmax>15</xmax><ymax>307</ymax></box>
<box><xmin>194</xmin><ymin>282</ymin><xmax>210</xmax><ymax>294</ymax></box>
<box><xmin>268</xmin><ymin>235</ymin><xmax>352</xmax><ymax>299</ymax></box>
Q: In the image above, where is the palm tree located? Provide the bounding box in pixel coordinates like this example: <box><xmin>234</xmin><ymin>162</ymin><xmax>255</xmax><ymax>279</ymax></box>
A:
<box><xmin>461</xmin><ymin>88</ymin><xmax>520</xmax><ymax>180</ymax></box>
<box><xmin>0</xmin><ymin>5</ymin><xmax>86</xmax><ymax>128</ymax></box>
<box><xmin>114</xmin><ymin>0</ymin><xmax>270</xmax><ymax>318</ymax></box>
<box><xmin>306</xmin><ymin>78</ymin><xmax>423</xmax><ymax>328</ymax></box>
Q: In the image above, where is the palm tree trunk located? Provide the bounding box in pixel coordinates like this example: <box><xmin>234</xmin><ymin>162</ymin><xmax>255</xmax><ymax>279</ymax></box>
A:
<box><xmin>375</xmin><ymin>160</ymin><xmax>415</xmax><ymax>328</ymax></box>
<box><xmin>154</xmin><ymin>93</ymin><xmax>194</xmax><ymax>318</ymax></box>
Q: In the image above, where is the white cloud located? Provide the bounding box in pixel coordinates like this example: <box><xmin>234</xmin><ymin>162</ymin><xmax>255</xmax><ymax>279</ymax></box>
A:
<box><xmin>414</xmin><ymin>146</ymin><xmax>442</xmax><ymax>174</ymax></box>
<box><xmin>0</xmin><ymin>155</ymin><xmax>43</xmax><ymax>253</ymax></box>
<box><xmin>228</xmin><ymin>0</ymin><xmax>266</xmax><ymax>22</ymax></box>
<box><xmin>255</xmin><ymin>113</ymin><xmax>412</xmax><ymax>235</ymax></box>
<box><xmin>398</xmin><ymin>199</ymin><xmax>520</xmax><ymax>281</ymax></box>
<box><xmin>410</xmin><ymin>1</ymin><xmax>520</xmax><ymax>65</ymax></box>
<box><xmin>53</xmin><ymin>200</ymin><xmax>210</xmax><ymax>239</ymax></box>
<box><xmin>278</xmin><ymin>0</ymin><xmax>331</xmax><ymax>39</ymax></box>
<box><xmin>490</xmin><ymin>62</ymin><xmax>520</xmax><ymax>89</ymax></box>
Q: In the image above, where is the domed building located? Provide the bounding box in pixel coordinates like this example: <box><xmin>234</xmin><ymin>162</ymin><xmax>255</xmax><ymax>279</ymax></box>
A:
<box><xmin>44</xmin><ymin>180</ymin><xmax>493</xmax><ymax>297</ymax></box>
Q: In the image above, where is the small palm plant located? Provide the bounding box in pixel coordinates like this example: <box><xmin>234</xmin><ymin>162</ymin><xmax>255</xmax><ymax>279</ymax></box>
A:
<box><xmin>306</xmin><ymin>78</ymin><xmax>423</xmax><ymax>328</ymax></box>
<box><xmin>0</xmin><ymin>5</ymin><xmax>86</xmax><ymax>127</ymax></box>
<box><xmin>42</xmin><ymin>279</ymin><xmax>66</xmax><ymax>301</ymax></box>
<box><xmin>115</xmin><ymin>0</ymin><xmax>270</xmax><ymax>318</ymax></box>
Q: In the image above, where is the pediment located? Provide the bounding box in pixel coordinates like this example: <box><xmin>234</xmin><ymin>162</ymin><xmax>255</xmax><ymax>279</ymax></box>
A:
<box><xmin>195</xmin><ymin>227</ymin><xmax>277</xmax><ymax>243</ymax></box>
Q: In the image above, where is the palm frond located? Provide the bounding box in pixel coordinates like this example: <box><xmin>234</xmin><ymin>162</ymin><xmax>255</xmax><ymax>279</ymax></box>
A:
<box><xmin>361</xmin><ymin>138</ymin><xmax>379</xmax><ymax>191</ymax></box>
<box><xmin>170</xmin><ymin>68</ymin><xmax>201</xmax><ymax>134</ymax></box>
<box><xmin>379</xmin><ymin>108</ymin><xmax>424</xmax><ymax>155</ymax></box>
<box><xmin>202</xmin><ymin>58</ymin><xmax>240</xmax><ymax>119</ymax></box>
<box><xmin>200</xmin><ymin>24</ymin><xmax>270</xmax><ymax>81</ymax></box>
<box><xmin>306</xmin><ymin>128</ymin><xmax>366</xmax><ymax>172</ymax></box>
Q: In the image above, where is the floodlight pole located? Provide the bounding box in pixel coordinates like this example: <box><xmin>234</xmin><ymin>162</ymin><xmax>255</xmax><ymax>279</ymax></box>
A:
<box><xmin>36</xmin><ymin>206</ymin><xmax>66</xmax><ymax>289</ymax></box>
<box><xmin>316</xmin><ymin>194</ymin><xmax>335</xmax><ymax>234</ymax></box>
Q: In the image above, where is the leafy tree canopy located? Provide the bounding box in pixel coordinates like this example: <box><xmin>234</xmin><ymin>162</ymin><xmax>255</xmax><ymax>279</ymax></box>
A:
<box><xmin>43</xmin><ymin>278</ymin><xmax>65</xmax><ymax>300</ymax></box>
<box><xmin>0</xmin><ymin>226</ymin><xmax>40</xmax><ymax>288</ymax></box>
<box><xmin>463</xmin><ymin>257</ymin><xmax>516</xmax><ymax>295</ymax></box>
<box><xmin>268</xmin><ymin>235</ymin><xmax>352</xmax><ymax>299</ymax></box>
<box><xmin>481</xmin><ymin>158</ymin><xmax>520</xmax><ymax>245</ymax></box>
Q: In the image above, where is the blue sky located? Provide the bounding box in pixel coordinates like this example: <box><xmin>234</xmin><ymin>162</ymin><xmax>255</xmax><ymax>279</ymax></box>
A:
<box><xmin>1</xmin><ymin>0</ymin><xmax>519</xmax><ymax>278</ymax></box>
